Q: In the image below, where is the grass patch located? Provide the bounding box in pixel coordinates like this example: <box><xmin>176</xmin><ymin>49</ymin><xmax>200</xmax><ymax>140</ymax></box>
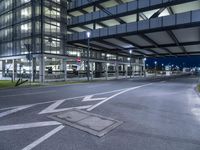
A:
<box><xmin>197</xmin><ymin>84</ymin><xmax>200</xmax><ymax>92</ymax></box>
<box><xmin>0</xmin><ymin>80</ymin><xmax>43</xmax><ymax>89</ymax></box>
<box><xmin>0</xmin><ymin>79</ymin><xmax>102</xmax><ymax>89</ymax></box>
<box><xmin>0</xmin><ymin>80</ymin><xmax>16</xmax><ymax>89</ymax></box>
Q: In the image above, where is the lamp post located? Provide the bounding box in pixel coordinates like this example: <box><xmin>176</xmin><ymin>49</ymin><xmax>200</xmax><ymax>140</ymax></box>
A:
<box><xmin>154</xmin><ymin>61</ymin><xmax>157</xmax><ymax>76</ymax></box>
<box><xmin>162</xmin><ymin>64</ymin><xmax>164</xmax><ymax>71</ymax></box>
<box><xmin>129</xmin><ymin>50</ymin><xmax>132</xmax><ymax>78</ymax></box>
<box><xmin>162</xmin><ymin>63</ymin><xmax>164</xmax><ymax>76</ymax></box>
<box><xmin>146</xmin><ymin>64</ymin><xmax>149</xmax><ymax>70</ymax></box>
<box><xmin>86</xmin><ymin>31</ymin><xmax>91</xmax><ymax>81</ymax></box>
<box><xmin>144</xmin><ymin>58</ymin><xmax>147</xmax><ymax>77</ymax></box>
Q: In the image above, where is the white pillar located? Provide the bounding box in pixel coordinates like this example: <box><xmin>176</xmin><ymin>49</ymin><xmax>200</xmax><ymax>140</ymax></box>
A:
<box><xmin>39</xmin><ymin>55</ymin><xmax>45</xmax><ymax>83</ymax></box>
<box><xmin>64</xmin><ymin>61</ymin><xmax>67</xmax><ymax>81</ymax></box>
<box><xmin>12</xmin><ymin>59</ymin><xmax>17</xmax><ymax>81</ymax></box>
<box><xmin>91</xmin><ymin>62</ymin><xmax>94</xmax><ymax>80</ymax></box>
<box><xmin>132</xmin><ymin>64</ymin><xmax>134</xmax><ymax>77</ymax></box>
<box><xmin>2</xmin><ymin>60</ymin><xmax>5</xmax><ymax>77</ymax></box>
<box><xmin>0</xmin><ymin>61</ymin><xmax>2</xmax><ymax>79</ymax></box>
<box><xmin>125</xmin><ymin>65</ymin><xmax>128</xmax><ymax>78</ymax></box>
<box><xmin>105</xmin><ymin>63</ymin><xmax>108</xmax><ymax>80</ymax></box>
<box><xmin>61</xmin><ymin>59</ymin><xmax>67</xmax><ymax>81</ymax></box>
<box><xmin>143</xmin><ymin>59</ymin><xmax>146</xmax><ymax>77</ymax></box>
<box><xmin>115</xmin><ymin>62</ymin><xmax>119</xmax><ymax>79</ymax></box>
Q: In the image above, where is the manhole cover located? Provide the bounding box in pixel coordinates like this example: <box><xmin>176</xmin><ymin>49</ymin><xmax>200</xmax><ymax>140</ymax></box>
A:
<box><xmin>48</xmin><ymin>109</ymin><xmax>123</xmax><ymax>137</ymax></box>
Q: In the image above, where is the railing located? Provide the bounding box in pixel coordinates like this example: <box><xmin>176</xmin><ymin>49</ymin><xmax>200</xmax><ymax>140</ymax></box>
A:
<box><xmin>67</xmin><ymin>9</ymin><xmax>200</xmax><ymax>42</ymax></box>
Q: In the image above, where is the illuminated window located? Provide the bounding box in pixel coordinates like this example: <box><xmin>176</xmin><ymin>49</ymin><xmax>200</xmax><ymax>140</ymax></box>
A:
<box><xmin>21</xmin><ymin>7</ymin><xmax>31</xmax><ymax>18</ymax></box>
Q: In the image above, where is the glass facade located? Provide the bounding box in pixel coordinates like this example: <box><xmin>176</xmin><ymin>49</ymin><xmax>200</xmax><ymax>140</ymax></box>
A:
<box><xmin>0</xmin><ymin>0</ymin><xmax>145</xmax><ymax>82</ymax></box>
<box><xmin>0</xmin><ymin>0</ymin><xmax>67</xmax><ymax>57</ymax></box>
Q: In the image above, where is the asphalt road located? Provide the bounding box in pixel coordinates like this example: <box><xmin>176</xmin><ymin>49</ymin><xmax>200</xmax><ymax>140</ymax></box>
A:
<box><xmin>0</xmin><ymin>75</ymin><xmax>200</xmax><ymax>150</ymax></box>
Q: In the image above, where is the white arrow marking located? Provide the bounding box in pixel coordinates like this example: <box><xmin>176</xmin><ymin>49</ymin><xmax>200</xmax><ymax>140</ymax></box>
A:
<box><xmin>40</xmin><ymin>105</ymin><xmax>92</xmax><ymax>114</ymax></box>
<box><xmin>0</xmin><ymin>87</ymin><xmax>132</xmax><ymax>111</ymax></box>
<box><xmin>39</xmin><ymin>99</ymin><xmax>92</xmax><ymax>114</ymax></box>
<box><xmin>82</xmin><ymin>95</ymin><xmax>107</xmax><ymax>102</ymax></box>
<box><xmin>22</xmin><ymin>125</ymin><xmax>65</xmax><ymax>150</ymax></box>
<box><xmin>0</xmin><ymin>105</ymin><xmax>34</xmax><ymax>118</ymax></box>
<box><xmin>39</xmin><ymin>100</ymin><xmax>66</xmax><ymax>114</ymax></box>
<box><xmin>0</xmin><ymin>121</ymin><xmax>61</xmax><ymax>132</ymax></box>
<box><xmin>87</xmin><ymin>83</ymin><xmax>153</xmax><ymax>111</ymax></box>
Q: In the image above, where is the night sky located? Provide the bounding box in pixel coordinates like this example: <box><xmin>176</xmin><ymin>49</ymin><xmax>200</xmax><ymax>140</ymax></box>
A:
<box><xmin>146</xmin><ymin>56</ymin><xmax>200</xmax><ymax>69</ymax></box>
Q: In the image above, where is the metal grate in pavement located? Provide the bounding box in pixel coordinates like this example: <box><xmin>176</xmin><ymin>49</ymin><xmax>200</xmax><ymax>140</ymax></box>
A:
<box><xmin>48</xmin><ymin>109</ymin><xmax>123</xmax><ymax>137</ymax></box>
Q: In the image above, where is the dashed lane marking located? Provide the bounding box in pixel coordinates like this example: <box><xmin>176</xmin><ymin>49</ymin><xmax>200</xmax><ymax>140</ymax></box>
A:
<box><xmin>1</xmin><ymin>82</ymin><xmax>154</xmax><ymax>150</ymax></box>
<box><xmin>22</xmin><ymin>125</ymin><xmax>65</xmax><ymax>150</ymax></box>
<box><xmin>0</xmin><ymin>105</ymin><xmax>34</xmax><ymax>118</ymax></box>
<box><xmin>0</xmin><ymin>86</ymin><xmax>141</xmax><ymax>111</ymax></box>
<box><xmin>82</xmin><ymin>95</ymin><xmax>107</xmax><ymax>102</ymax></box>
<box><xmin>39</xmin><ymin>104</ymin><xmax>92</xmax><ymax>114</ymax></box>
<box><xmin>0</xmin><ymin>121</ymin><xmax>61</xmax><ymax>132</ymax></box>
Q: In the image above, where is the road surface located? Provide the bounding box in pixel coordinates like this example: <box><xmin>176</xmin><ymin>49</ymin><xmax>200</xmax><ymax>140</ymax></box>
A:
<box><xmin>0</xmin><ymin>75</ymin><xmax>200</xmax><ymax>150</ymax></box>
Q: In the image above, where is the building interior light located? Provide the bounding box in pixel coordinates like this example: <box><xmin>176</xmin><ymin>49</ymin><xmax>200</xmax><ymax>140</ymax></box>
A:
<box><xmin>21</xmin><ymin>24</ymin><xmax>28</xmax><ymax>31</ymax></box>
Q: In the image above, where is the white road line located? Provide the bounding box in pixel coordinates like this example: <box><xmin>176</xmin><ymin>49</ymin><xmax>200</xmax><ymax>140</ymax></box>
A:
<box><xmin>0</xmin><ymin>87</ymin><xmax>133</xmax><ymax>111</ymax></box>
<box><xmin>39</xmin><ymin>105</ymin><xmax>92</xmax><ymax>114</ymax></box>
<box><xmin>22</xmin><ymin>125</ymin><xmax>65</xmax><ymax>150</ymax></box>
<box><xmin>0</xmin><ymin>121</ymin><xmax>61</xmax><ymax>132</ymax></box>
<box><xmin>0</xmin><ymin>101</ymin><xmax>56</xmax><ymax>111</ymax></box>
<box><xmin>0</xmin><ymin>105</ymin><xmax>34</xmax><ymax>118</ymax></box>
<box><xmin>0</xmin><ymin>90</ymin><xmax>56</xmax><ymax>98</ymax></box>
<box><xmin>1</xmin><ymin>82</ymin><xmax>154</xmax><ymax>150</ymax></box>
<box><xmin>0</xmin><ymin>82</ymin><xmax>156</xmax><ymax>111</ymax></box>
<box><xmin>82</xmin><ymin>95</ymin><xmax>107</xmax><ymax>102</ymax></box>
<box><xmin>87</xmin><ymin>83</ymin><xmax>153</xmax><ymax>111</ymax></box>
<box><xmin>39</xmin><ymin>100</ymin><xmax>66</xmax><ymax>114</ymax></box>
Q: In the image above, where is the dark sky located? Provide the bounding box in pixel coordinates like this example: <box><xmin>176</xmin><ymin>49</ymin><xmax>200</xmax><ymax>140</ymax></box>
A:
<box><xmin>146</xmin><ymin>56</ymin><xmax>200</xmax><ymax>68</ymax></box>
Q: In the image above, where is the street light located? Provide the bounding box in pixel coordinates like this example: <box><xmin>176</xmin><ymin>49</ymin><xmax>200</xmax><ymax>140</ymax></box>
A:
<box><xmin>129</xmin><ymin>50</ymin><xmax>132</xmax><ymax>78</ymax></box>
<box><xmin>144</xmin><ymin>58</ymin><xmax>147</xmax><ymax>67</ymax></box>
<box><xmin>154</xmin><ymin>61</ymin><xmax>157</xmax><ymax>76</ymax></box>
<box><xmin>146</xmin><ymin>64</ymin><xmax>149</xmax><ymax>69</ymax></box>
<box><xmin>144</xmin><ymin>58</ymin><xmax>147</xmax><ymax>76</ymax></box>
<box><xmin>162</xmin><ymin>64</ymin><xmax>164</xmax><ymax>71</ymax></box>
<box><xmin>87</xmin><ymin>32</ymin><xmax>91</xmax><ymax>38</ymax></box>
<box><xmin>86</xmin><ymin>31</ymin><xmax>91</xmax><ymax>81</ymax></box>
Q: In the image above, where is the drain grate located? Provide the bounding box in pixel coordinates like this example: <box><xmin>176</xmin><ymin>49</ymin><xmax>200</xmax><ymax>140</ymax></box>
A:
<box><xmin>48</xmin><ymin>109</ymin><xmax>123</xmax><ymax>137</ymax></box>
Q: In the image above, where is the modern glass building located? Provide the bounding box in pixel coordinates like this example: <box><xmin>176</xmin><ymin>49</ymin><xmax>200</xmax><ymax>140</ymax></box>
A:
<box><xmin>1</xmin><ymin>0</ymin><xmax>199</xmax><ymax>82</ymax></box>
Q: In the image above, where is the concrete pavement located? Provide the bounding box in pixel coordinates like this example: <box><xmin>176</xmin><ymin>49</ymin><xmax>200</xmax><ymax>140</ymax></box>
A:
<box><xmin>0</xmin><ymin>75</ymin><xmax>200</xmax><ymax>150</ymax></box>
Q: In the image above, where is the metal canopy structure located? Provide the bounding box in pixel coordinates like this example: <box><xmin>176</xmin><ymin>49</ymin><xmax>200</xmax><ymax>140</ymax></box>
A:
<box><xmin>67</xmin><ymin>0</ymin><xmax>200</xmax><ymax>57</ymax></box>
